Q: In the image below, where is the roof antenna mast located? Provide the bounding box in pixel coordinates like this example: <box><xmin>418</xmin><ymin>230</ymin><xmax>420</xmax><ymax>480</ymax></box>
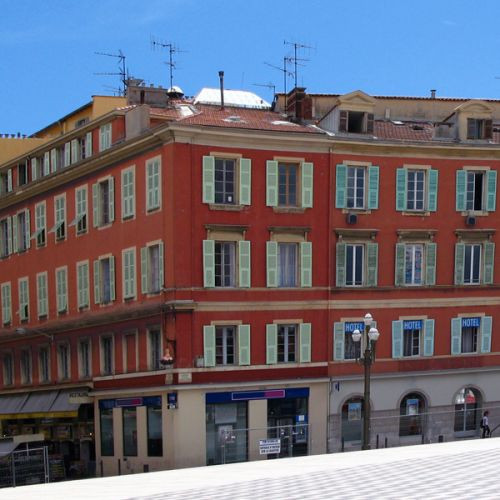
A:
<box><xmin>94</xmin><ymin>50</ymin><xmax>128</xmax><ymax>95</ymax></box>
<box><xmin>151</xmin><ymin>36</ymin><xmax>185</xmax><ymax>89</ymax></box>
<box><xmin>284</xmin><ymin>40</ymin><xmax>313</xmax><ymax>89</ymax></box>
<box><xmin>264</xmin><ymin>57</ymin><xmax>294</xmax><ymax>96</ymax></box>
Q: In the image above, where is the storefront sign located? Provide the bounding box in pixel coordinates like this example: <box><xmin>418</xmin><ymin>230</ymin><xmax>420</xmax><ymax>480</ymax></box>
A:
<box><xmin>116</xmin><ymin>397</ymin><xmax>143</xmax><ymax>408</ymax></box>
<box><xmin>231</xmin><ymin>390</ymin><xmax>285</xmax><ymax>401</ymax></box>
<box><xmin>259</xmin><ymin>438</ymin><xmax>281</xmax><ymax>455</ymax></box>
<box><xmin>69</xmin><ymin>391</ymin><xmax>92</xmax><ymax>404</ymax></box>
<box><xmin>462</xmin><ymin>317</ymin><xmax>480</xmax><ymax>328</ymax></box>
<box><xmin>167</xmin><ymin>393</ymin><xmax>177</xmax><ymax>410</ymax></box>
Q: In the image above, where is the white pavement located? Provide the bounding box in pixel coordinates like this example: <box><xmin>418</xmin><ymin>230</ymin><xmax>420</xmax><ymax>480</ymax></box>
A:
<box><xmin>2</xmin><ymin>438</ymin><xmax>500</xmax><ymax>499</ymax></box>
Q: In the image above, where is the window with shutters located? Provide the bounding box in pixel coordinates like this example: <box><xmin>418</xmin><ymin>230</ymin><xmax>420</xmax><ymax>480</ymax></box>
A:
<box><xmin>122</xmin><ymin>247</ymin><xmax>136</xmax><ymax>299</ymax></box>
<box><xmin>336</xmin><ymin>164</ymin><xmax>379</xmax><ymax>211</ymax></box>
<box><xmin>34</xmin><ymin>202</ymin><xmax>46</xmax><ymax>247</ymax></box>
<box><xmin>1</xmin><ymin>283</ymin><xmax>11</xmax><ymax>325</ymax></box>
<box><xmin>2</xmin><ymin>352</ymin><xmax>13</xmax><ymax>386</ymax></box>
<box><xmin>121</xmin><ymin>166</ymin><xmax>135</xmax><ymax>220</ymax></box>
<box><xmin>216</xmin><ymin>326</ymin><xmax>236</xmax><ymax>365</ymax></box>
<box><xmin>99</xmin><ymin>123</ymin><xmax>112</xmax><ymax>152</ymax></box>
<box><xmin>202</xmin><ymin>155</ymin><xmax>252</xmax><ymax>207</ymax></box>
<box><xmin>456</xmin><ymin>168</ymin><xmax>496</xmax><ymax>213</ymax></box>
<box><xmin>451</xmin><ymin>316</ymin><xmax>492</xmax><ymax>355</ymax></box>
<box><xmin>36</xmin><ymin>272</ymin><xmax>48</xmax><ymax>318</ymax></box>
<box><xmin>57</xmin><ymin>343</ymin><xmax>70</xmax><ymax>380</ymax></box>
<box><xmin>204</xmin><ymin>323</ymin><xmax>251</xmax><ymax>367</ymax></box>
<box><xmin>53</xmin><ymin>195</ymin><xmax>66</xmax><ymax>241</ymax></box>
<box><xmin>392</xmin><ymin>318</ymin><xmax>434</xmax><ymax>358</ymax></box>
<box><xmin>39</xmin><ymin>346</ymin><xmax>50</xmax><ymax>383</ymax></box>
<box><xmin>78</xmin><ymin>339</ymin><xmax>91</xmax><ymax>379</ymax></box>
<box><xmin>403</xmin><ymin>320</ymin><xmax>421</xmax><ymax>356</ymax></box>
<box><xmin>18</xmin><ymin>277</ymin><xmax>29</xmax><ymax>321</ymax></box>
<box><xmin>278</xmin><ymin>243</ymin><xmax>298</xmax><ymax>287</ymax></box>
<box><xmin>73</xmin><ymin>186</ymin><xmax>88</xmax><ymax>234</ymax></box>
<box><xmin>0</xmin><ymin>170</ymin><xmax>12</xmax><ymax>195</ymax></box>
<box><xmin>343</xmin><ymin>322</ymin><xmax>364</xmax><ymax>360</ymax></box>
<box><xmin>0</xmin><ymin>218</ymin><xmax>10</xmax><ymax>257</ymax></box>
<box><xmin>100</xmin><ymin>335</ymin><xmax>114</xmax><ymax>375</ymax></box>
<box><xmin>77</xmin><ymin>261</ymin><xmax>89</xmax><ymax>309</ymax></box>
<box><xmin>93</xmin><ymin>177</ymin><xmax>114</xmax><ymax>228</ymax></box>
<box><xmin>94</xmin><ymin>256</ymin><xmax>115</xmax><ymax>305</ymax></box>
<box><xmin>215</xmin><ymin>242</ymin><xmax>236</xmax><ymax>287</ymax></box>
<box><xmin>146</xmin><ymin>157</ymin><xmax>161</xmax><ymax>211</ymax></box>
<box><xmin>55</xmin><ymin>267</ymin><xmax>68</xmax><ymax>313</ymax></box>
<box><xmin>336</xmin><ymin>234</ymin><xmax>378</xmax><ymax>288</ymax></box>
<box><xmin>454</xmin><ymin>237</ymin><xmax>494</xmax><ymax>286</ymax></box>
<box><xmin>278</xmin><ymin>163</ymin><xmax>298</xmax><ymax>206</ymax></box>
<box><xmin>14</xmin><ymin>210</ymin><xmax>30</xmax><ymax>252</ymax></box>
<box><xmin>20</xmin><ymin>349</ymin><xmax>32</xmax><ymax>385</ymax></box>
<box><xmin>338</xmin><ymin>110</ymin><xmax>374</xmax><ymax>134</ymax></box>
<box><xmin>467</xmin><ymin>118</ymin><xmax>493</xmax><ymax>140</ymax></box>
<box><xmin>141</xmin><ymin>242</ymin><xmax>164</xmax><ymax>294</ymax></box>
<box><xmin>396</xmin><ymin>167</ymin><xmax>438</xmax><ymax>213</ymax></box>
<box><xmin>345</xmin><ymin>244</ymin><xmax>364</xmax><ymax>286</ymax></box>
<box><xmin>148</xmin><ymin>327</ymin><xmax>162</xmax><ymax>370</ymax></box>
<box><xmin>18</xmin><ymin>162</ymin><xmax>28</xmax><ymax>186</ymax></box>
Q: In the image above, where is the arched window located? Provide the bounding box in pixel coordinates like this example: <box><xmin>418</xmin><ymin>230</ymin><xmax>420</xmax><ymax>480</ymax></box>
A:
<box><xmin>341</xmin><ymin>397</ymin><xmax>363</xmax><ymax>442</ymax></box>
<box><xmin>399</xmin><ymin>393</ymin><xmax>426</xmax><ymax>436</ymax></box>
<box><xmin>454</xmin><ymin>387</ymin><xmax>481</xmax><ymax>434</ymax></box>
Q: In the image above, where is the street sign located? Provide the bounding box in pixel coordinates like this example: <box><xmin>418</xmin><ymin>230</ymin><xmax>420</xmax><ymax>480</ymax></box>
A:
<box><xmin>259</xmin><ymin>438</ymin><xmax>281</xmax><ymax>455</ymax></box>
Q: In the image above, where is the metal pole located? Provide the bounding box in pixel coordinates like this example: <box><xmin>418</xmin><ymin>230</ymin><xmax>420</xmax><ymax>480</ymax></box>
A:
<box><xmin>362</xmin><ymin>332</ymin><xmax>372</xmax><ymax>450</ymax></box>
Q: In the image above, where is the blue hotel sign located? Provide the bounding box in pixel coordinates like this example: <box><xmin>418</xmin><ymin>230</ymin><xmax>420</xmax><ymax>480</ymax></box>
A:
<box><xmin>345</xmin><ymin>322</ymin><xmax>364</xmax><ymax>333</ymax></box>
<box><xmin>462</xmin><ymin>317</ymin><xmax>481</xmax><ymax>328</ymax></box>
<box><xmin>403</xmin><ymin>320</ymin><xmax>423</xmax><ymax>330</ymax></box>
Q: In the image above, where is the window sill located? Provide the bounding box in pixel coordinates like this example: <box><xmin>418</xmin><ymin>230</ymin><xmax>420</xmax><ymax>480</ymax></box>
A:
<box><xmin>209</xmin><ymin>203</ymin><xmax>244</xmax><ymax>212</ymax></box>
<box><xmin>401</xmin><ymin>211</ymin><xmax>430</xmax><ymax>217</ymax></box>
<box><xmin>76</xmin><ymin>229</ymin><xmax>88</xmax><ymax>236</ymax></box>
<box><xmin>124</xmin><ymin>296</ymin><xmax>136</xmax><ymax>302</ymax></box>
<box><xmin>146</xmin><ymin>207</ymin><xmax>161</xmax><ymax>214</ymax></box>
<box><xmin>460</xmin><ymin>211</ymin><xmax>489</xmax><ymax>217</ymax></box>
<box><xmin>97</xmin><ymin>222</ymin><xmax>113</xmax><ymax>230</ymax></box>
<box><xmin>121</xmin><ymin>215</ymin><xmax>135</xmax><ymax>222</ymax></box>
<box><xmin>273</xmin><ymin>206</ymin><xmax>306</xmax><ymax>214</ymax></box>
<box><xmin>341</xmin><ymin>208</ymin><xmax>371</xmax><ymax>215</ymax></box>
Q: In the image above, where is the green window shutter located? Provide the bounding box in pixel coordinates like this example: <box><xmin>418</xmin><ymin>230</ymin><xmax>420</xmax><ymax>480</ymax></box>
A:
<box><xmin>423</xmin><ymin>319</ymin><xmax>435</xmax><ymax>356</ymax></box>
<box><xmin>396</xmin><ymin>168</ymin><xmax>407</xmax><ymax>211</ymax></box>
<box><xmin>108</xmin><ymin>177</ymin><xmax>115</xmax><ymax>222</ymax></box>
<box><xmin>56</xmin><ymin>270</ymin><xmax>62</xmax><ymax>312</ymax></box>
<box><xmin>454</xmin><ymin>243</ymin><xmax>465</xmax><ymax>285</ymax></box>
<box><xmin>483</xmin><ymin>242</ymin><xmax>495</xmax><ymax>285</ymax></box>
<box><xmin>31</xmin><ymin>158</ymin><xmax>38</xmax><ymax>181</ymax></box>
<box><xmin>392</xmin><ymin>320</ymin><xmax>403</xmax><ymax>358</ymax></box>
<box><xmin>456</xmin><ymin>170</ymin><xmax>467</xmax><ymax>211</ymax></box>
<box><xmin>93</xmin><ymin>261</ymin><xmax>100</xmax><ymax>304</ymax></box>
<box><xmin>158</xmin><ymin>242</ymin><xmax>164</xmax><ymax>288</ymax></box>
<box><xmin>367</xmin><ymin>166</ymin><xmax>379</xmax><ymax>210</ymax></box>
<box><xmin>481</xmin><ymin>316</ymin><xmax>492</xmax><ymax>353</ymax></box>
<box><xmin>333</xmin><ymin>322</ymin><xmax>345</xmax><ymax>360</ymax></box>
<box><xmin>301</xmin><ymin>162</ymin><xmax>314</xmax><ymax>208</ymax></box>
<box><xmin>7</xmin><ymin>217</ymin><xmax>12</xmax><ymax>255</ymax></box>
<box><xmin>238</xmin><ymin>324</ymin><xmax>251</xmax><ymax>365</ymax></box>
<box><xmin>2</xmin><ymin>284</ymin><xmax>11</xmax><ymax>325</ymax></box>
<box><xmin>202</xmin><ymin>156</ymin><xmax>215</xmax><ymax>204</ymax></box>
<box><xmin>300</xmin><ymin>241</ymin><xmax>312</xmax><ymax>287</ymax></box>
<box><xmin>299</xmin><ymin>323</ymin><xmax>311</xmax><ymax>363</ymax></box>
<box><xmin>12</xmin><ymin>216</ymin><xmax>17</xmax><ymax>253</ymax></box>
<box><xmin>425</xmin><ymin>242</ymin><xmax>437</xmax><ymax>286</ymax></box>
<box><xmin>141</xmin><ymin>247</ymin><xmax>148</xmax><ymax>294</ymax></box>
<box><xmin>451</xmin><ymin>318</ymin><xmax>461</xmax><ymax>355</ymax></box>
<box><xmin>238</xmin><ymin>240</ymin><xmax>251</xmax><ymax>288</ymax></box>
<box><xmin>239</xmin><ymin>158</ymin><xmax>251</xmax><ymax>206</ymax></box>
<box><xmin>266</xmin><ymin>241</ymin><xmax>278</xmax><ymax>287</ymax></box>
<box><xmin>123</xmin><ymin>251</ymin><xmax>131</xmax><ymax>298</ymax></box>
<box><xmin>7</xmin><ymin>169</ymin><xmax>12</xmax><ymax>191</ymax></box>
<box><xmin>77</xmin><ymin>265</ymin><xmax>83</xmax><ymax>307</ymax></box>
<box><xmin>43</xmin><ymin>152</ymin><xmax>50</xmax><ymax>176</ymax></box>
<box><xmin>203</xmin><ymin>240</ymin><xmax>215</xmax><ymax>288</ymax></box>
<box><xmin>335</xmin><ymin>164</ymin><xmax>347</xmax><ymax>209</ymax></box>
<box><xmin>86</xmin><ymin>132</ymin><xmax>92</xmax><ymax>157</ymax></box>
<box><xmin>203</xmin><ymin>325</ymin><xmax>216</xmax><ymax>367</ymax></box>
<box><xmin>366</xmin><ymin>243</ymin><xmax>378</xmax><ymax>286</ymax></box>
<box><xmin>336</xmin><ymin>243</ymin><xmax>346</xmax><ymax>287</ymax></box>
<box><xmin>395</xmin><ymin>243</ymin><xmax>405</xmax><ymax>286</ymax></box>
<box><xmin>486</xmin><ymin>170</ymin><xmax>497</xmax><ymax>212</ymax></box>
<box><xmin>427</xmin><ymin>169</ymin><xmax>438</xmax><ymax>212</ymax></box>
<box><xmin>71</xmin><ymin>139</ymin><xmax>78</xmax><ymax>164</ymax></box>
<box><xmin>266</xmin><ymin>160</ymin><xmax>278</xmax><ymax>207</ymax></box>
<box><xmin>266</xmin><ymin>324</ymin><xmax>277</xmax><ymax>364</ymax></box>
<box><xmin>64</xmin><ymin>143</ymin><xmax>70</xmax><ymax>167</ymax></box>
<box><xmin>25</xmin><ymin>209</ymin><xmax>30</xmax><ymax>250</ymax></box>
<box><xmin>37</xmin><ymin>275</ymin><xmax>45</xmax><ymax>316</ymax></box>
<box><xmin>109</xmin><ymin>256</ymin><xmax>115</xmax><ymax>301</ymax></box>
<box><xmin>92</xmin><ymin>183</ymin><xmax>99</xmax><ymax>227</ymax></box>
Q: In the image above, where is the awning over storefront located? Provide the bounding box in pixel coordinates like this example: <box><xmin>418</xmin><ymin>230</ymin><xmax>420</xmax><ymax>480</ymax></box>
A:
<box><xmin>21</xmin><ymin>391</ymin><xmax>59</xmax><ymax>413</ymax></box>
<box><xmin>51</xmin><ymin>390</ymin><xmax>81</xmax><ymax>413</ymax></box>
<box><xmin>0</xmin><ymin>393</ymin><xmax>29</xmax><ymax>414</ymax></box>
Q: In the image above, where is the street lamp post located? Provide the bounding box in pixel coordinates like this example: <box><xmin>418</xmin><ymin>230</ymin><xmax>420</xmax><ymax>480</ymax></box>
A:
<box><xmin>15</xmin><ymin>327</ymin><xmax>54</xmax><ymax>342</ymax></box>
<box><xmin>352</xmin><ymin>313</ymin><xmax>380</xmax><ymax>450</ymax></box>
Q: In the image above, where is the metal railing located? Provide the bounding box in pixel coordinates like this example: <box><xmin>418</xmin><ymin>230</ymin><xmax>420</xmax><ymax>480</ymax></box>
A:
<box><xmin>0</xmin><ymin>446</ymin><xmax>49</xmax><ymax>488</ymax></box>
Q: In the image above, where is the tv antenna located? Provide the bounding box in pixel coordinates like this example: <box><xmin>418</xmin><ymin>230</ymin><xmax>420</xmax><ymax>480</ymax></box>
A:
<box><xmin>94</xmin><ymin>50</ymin><xmax>127</xmax><ymax>95</ymax></box>
<box><xmin>264</xmin><ymin>57</ymin><xmax>294</xmax><ymax>96</ymax></box>
<box><xmin>151</xmin><ymin>36</ymin><xmax>185</xmax><ymax>89</ymax></box>
<box><xmin>253</xmin><ymin>82</ymin><xmax>277</xmax><ymax>97</ymax></box>
<box><xmin>284</xmin><ymin>40</ymin><xmax>313</xmax><ymax>88</ymax></box>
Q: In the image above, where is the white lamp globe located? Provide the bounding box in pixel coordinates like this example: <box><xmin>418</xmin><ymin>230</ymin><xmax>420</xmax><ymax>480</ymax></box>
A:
<box><xmin>352</xmin><ymin>329</ymin><xmax>362</xmax><ymax>343</ymax></box>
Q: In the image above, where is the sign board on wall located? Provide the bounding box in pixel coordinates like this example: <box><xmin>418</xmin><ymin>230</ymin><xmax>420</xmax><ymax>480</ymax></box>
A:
<box><xmin>259</xmin><ymin>438</ymin><xmax>281</xmax><ymax>455</ymax></box>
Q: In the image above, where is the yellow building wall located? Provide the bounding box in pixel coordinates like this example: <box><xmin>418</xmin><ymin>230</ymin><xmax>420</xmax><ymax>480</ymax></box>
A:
<box><xmin>0</xmin><ymin>137</ymin><xmax>48</xmax><ymax>164</ymax></box>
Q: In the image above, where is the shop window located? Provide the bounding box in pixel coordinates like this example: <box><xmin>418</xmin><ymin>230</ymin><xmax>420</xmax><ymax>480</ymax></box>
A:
<box><xmin>2</xmin><ymin>352</ymin><xmax>13</xmax><ymax>386</ymax></box>
<box><xmin>399</xmin><ymin>393</ymin><xmax>425</xmax><ymax>436</ymax></box>
<box><xmin>39</xmin><ymin>346</ymin><xmax>50</xmax><ymax>383</ymax></box>
<box><xmin>147</xmin><ymin>403</ymin><xmax>163</xmax><ymax>457</ymax></box>
<box><xmin>100</xmin><ymin>406</ymin><xmax>114</xmax><ymax>456</ymax></box>
<box><xmin>341</xmin><ymin>397</ymin><xmax>364</xmax><ymax>442</ymax></box>
<box><xmin>20</xmin><ymin>349</ymin><xmax>32</xmax><ymax>384</ymax></box>
<box><xmin>123</xmin><ymin>407</ymin><xmax>138</xmax><ymax>456</ymax></box>
<box><xmin>454</xmin><ymin>387</ymin><xmax>481</xmax><ymax>434</ymax></box>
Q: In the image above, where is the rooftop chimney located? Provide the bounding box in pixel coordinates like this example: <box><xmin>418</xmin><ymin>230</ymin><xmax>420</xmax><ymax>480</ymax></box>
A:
<box><xmin>219</xmin><ymin>71</ymin><xmax>225</xmax><ymax>110</ymax></box>
<box><xmin>430</xmin><ymin>89</ymin><xmax>436</xmax><ymax>99</ymax></box>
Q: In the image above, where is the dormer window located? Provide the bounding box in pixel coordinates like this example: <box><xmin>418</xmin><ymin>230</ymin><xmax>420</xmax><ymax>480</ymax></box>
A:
<box><xmin>467</xmin><ymin>119</ymin><xmax>492</xmax><ymax>140</ymax></box>
<box><xmin>339</xmin><ymin>110</ymin><xmax>374</xmax><ymax>134</ymax></box>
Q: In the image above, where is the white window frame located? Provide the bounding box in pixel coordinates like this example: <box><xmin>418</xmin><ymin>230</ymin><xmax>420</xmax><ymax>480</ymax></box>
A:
<box><xmin>18</xmin><ymin>277</ymin><xmax>29</xmax><ymax>321</ymax></box>
<box><xmin>57</xmin><ymin>342</ymin><xmax>71</xmax><ymax>380</ymax></box>
<box><xmin>53</xmin><ymin>194</ymin><xmax>66</xmax><ymax>241</ymax></box>
<box><xmin>78</xmin><ymin>338</ymin><xmax>92</xmax><ymax>379</ymax></box>
<box><xmin>121</xmin><ymin>166</ymin><xmax>136</xmax><ymax>220</ymax></box>
<box><xmin>74</xmin><ymin>185</ymin><xmax>88</xmax><ymax>234</ymax></box>
<box><xmin>345</xmin><ymin>243</ymin><xmax>364</xmax><ymax>287</ymax></box>
<box><xmin>277</xmin><ymin>324</ymin><xmax>298</xmax><ymax>363</ymax></box>
<box><xmin>34</xmin><ymin>201</ymin><xmax>46</xmax><ymax>247</ymax></box>
<box><xmin>122</xmin><ymin>247</ymin><xmax>136</xmax><ymax>300</ymax></box>
<box><xmin>100</xmin><ymin>334</ymin><xmax>114</xmax><ymax>376</ymax></box>
<box><xmin>147</xmin><ymin>327</ymin><xmax>163</xmax><ymax>371</ymax></box>
<box><xmin>39</xmin><ymin>345</ymin><xmax>51</xmax><ymax>383</ymax></box>
<box><xmin>404</xmin><ymin>244</ymin><xmax>424</xmax><ymax>286</ymax></box>
<box><xmin>406</xmin><ymin>169</ymin><xmax>426</xmax><ymax>211</ymax></box>
<box><xmin>463</xmin><ymin>243</ymin><xmax>482</xmax><ymax>285</ymax></box>
<box><xmin>146</xmin><ymin>156</ymin><xmax>161</xmax><ymax>212</ymax></box>
<box><xmin>215</xmin><ymin>325</ymin><xmax>237</xmax><ymax>366</ymax></box>
<box><xmin>346</xmin><ymin>165</ymin><xmax>366</xmax><ymax>209</ymax></box>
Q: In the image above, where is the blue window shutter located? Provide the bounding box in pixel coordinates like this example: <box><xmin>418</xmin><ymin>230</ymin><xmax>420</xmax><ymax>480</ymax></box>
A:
<box><xmin>203</xmin><ymin>240</ymin><xmax>215</xmax><ymax>288</ymax></box>
<box><xmin>396</xmin><ymin>168</ymin><xmax>407</xmax><ymax>211</ymax></box>
<box><xmin>481</xmin><ymin>316</ymin><xmax>492</xmax><ymax>353</ymax></box>
<box><xmin>301</xmin><ymin>162</ymin><xmax>314</xmax><ymax>208</ymax></box>
<box><xmin>423</xmin><ymin>319</ymin><xmax>435</xmax><ymax>356</ymax></box>
<box><xmin>425</xmin><ymin>243</ymin><xmax>437</xmax><ymax>286</ymax></box>
<box><xmin>335</xmin><ymin>164</ymin><xmax>347</xmax><ymax>209</ymax></box>
<box><xmin>395</xmin><ymin>243</ymin><xmax>405</xmax><ymax>286</ymax></box>
<box><xmin>486</xmin><ymin>170</ymin><xmax>497</xmax><ymax>212</ymax></box>
<box><xmin>367</xmin><ymin>166</ymin><xmax>379</xmax><ymax>210</ymax></box>
<box><xmin>266</xmin><ymin>161</ymin><xmax>278</xmax><ymax>207</ymax></box>
<box><xmin>266</xmin><ymin>241</ymin><xmax>278</xmax><ymax>287</ymax></box>
<box><xmin>239</xmin><ymin>158</ymin><xmax>251</xmax><ymax>206</ymax></box>
<box><xmin>451</xmin><ymin>318</ymin><xmax>461</xmax><ymax>355</ymax></box>
<box><xmin>202</xmin><ymin>156</ymin><xmax>215</xmax><ymax>204</ymax></box>
<box><xmin>299</xmin><ymin>323</ymin><xmax>311</xmax><ymax>363</ymax></box>
<box><xmin>333</xmin><ymin>322</ymin><xmax>344</xmax><ymax>360</ymax></box>
<box><xmin>456</xmin><ymin>170</ymin><xmax>467</xmax><ymax>211</ymax></box>
<box><xmin>336</xmin><ymin>243</ymin><xmax>346</xmax><ymax>287</ymax></box>
<box><xmin>203</xmin><ymin>326</ymin><xmax>216</xmax><ymax>367</ymax></box>
<box><xmin>266</xmin><ymin>324</ymin><xmax>277</xmax><ymax>364</ymax></box>
<box><xmin>483</xmin><ymin>242</ymin><xmax>495</xmax><ymax>285</ymax></box>
<box><xmin>427</xmin><ymin>169</ymin><xmax>438</xmax><ymax>212</ymax></box>
<box><xmin>392</xmin><ymin>320</ymin><xmax>403</xmax><ymax>358</ymax></box>
<box><xmin>454</xmin><ymin>243</ymin><xmax>465</xmax><ymax>285</ymax></box>
<box><xmin>238</xmin><ymin>324</ymin><xmax>251</xmax><ymax>365</ymax></box>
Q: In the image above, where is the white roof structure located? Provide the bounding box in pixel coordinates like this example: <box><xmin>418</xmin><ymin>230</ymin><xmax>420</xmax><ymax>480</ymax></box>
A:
<box><xmin>4</xmin><ymin>438</ymin><xmax>500</xmax><ymax>499</ymax></box>
<box><xmin>194</xmin><ymin>88</ymin><xmax>271</xmax><ymax>109</ymax></box>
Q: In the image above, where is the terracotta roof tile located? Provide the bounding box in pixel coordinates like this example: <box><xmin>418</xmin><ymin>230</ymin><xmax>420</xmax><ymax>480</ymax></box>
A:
<box><xmin>374</xmin><ymin>121</ymin><xmax>434</xmax><ymax>141</ymax></box>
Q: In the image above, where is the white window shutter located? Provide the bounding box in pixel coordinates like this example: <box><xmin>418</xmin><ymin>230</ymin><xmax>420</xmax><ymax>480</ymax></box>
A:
<box><xmin>64</xmin><ymin>143</ymin><xmax>71</xmax><ymax>167</ymax></box>
<box><xmin>108</xmin><ymin>177</ymin><xmax>115</xmax><ymax>222</ymax></box>
<box><xmin>109</xmin><ymin>256</ymin><xmax>115</xmax><ymax>301</ymax></box>
<box><xmin>141</xmin><ymin>247</ymin><xmax>148</xmax><ymax>294</ymax></box>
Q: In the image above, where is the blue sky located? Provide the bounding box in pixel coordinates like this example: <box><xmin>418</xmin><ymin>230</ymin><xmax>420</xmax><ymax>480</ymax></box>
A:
<box><xmin>1</xmin><ymin>0</ymin><xmax>500</xmax><ymax>135</ymax></box>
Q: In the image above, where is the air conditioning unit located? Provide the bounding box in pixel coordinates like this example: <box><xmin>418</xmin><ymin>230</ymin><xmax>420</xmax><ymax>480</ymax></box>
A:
<box><xmin>194</xmin><ymin>356</ymin><xmax>205</xmax><ymax>368</ymax></box>
<box><xmin>466</xmin><ymin>215</ymin><xmax>476</xmax><ymax>226</ymax></box>
<box><xmin>346</xmin><ymin>213</ymin><xmax>358</xmax><ymax>225</ymax></box>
